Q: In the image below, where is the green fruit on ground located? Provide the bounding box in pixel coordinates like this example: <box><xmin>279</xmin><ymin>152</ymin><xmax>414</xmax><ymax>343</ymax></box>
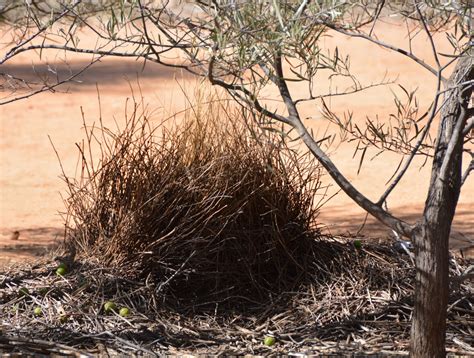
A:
<box><xmin>104</xmin><ymin>301</ymin><xmax>117</xmax><ymax>314</ymax></box>
<box><xmin>119</xmin><ymin>307</ymin><xmax>131</xmax><ymax>317</ymax></box>
<box><xmin>354</xmin><ymin>240</ymin><xmax>362</xmax><ymax>249</ymax></box>
<box><xmin>33</xmin><ymin>307</ymin><xmax>42</xmax><ymax>316</ymax></box>
<box><xmin>57</xmin><ymin>263</ymin><xmax>67</xmax><ymax>270</ymax></box>
<box><xmin>264</xmin><ymin>336</ymin><xmax>276</xmax><ymax>346</ymax></box>
<box><xmin>18</xmin><ymin>287</ymin><xmax>29</xmax><ymax>297</ymax></box>
<box><xmin>56</xmin><ymin>267</ymin><xmax>67</xmax><ymax>276</ymax></box>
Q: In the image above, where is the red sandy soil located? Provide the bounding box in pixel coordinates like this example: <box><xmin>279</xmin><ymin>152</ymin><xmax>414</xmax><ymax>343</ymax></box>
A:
<box><xmin>1</xmin><ymin>21</ymin><xmax>473</xmax><ymax>267</ymax></box>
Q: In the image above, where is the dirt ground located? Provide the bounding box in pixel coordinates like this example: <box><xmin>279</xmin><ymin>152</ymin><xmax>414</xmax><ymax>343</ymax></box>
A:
<box><xmin>1</xmin><ymin>22</ymin><xmax>473</xmax><ymax>267</ymax></box>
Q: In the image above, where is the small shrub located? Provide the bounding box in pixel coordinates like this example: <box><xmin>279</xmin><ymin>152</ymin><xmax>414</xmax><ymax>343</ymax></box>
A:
<box><xmin>63</xmin><ymin>91</ymin><xmax>325</xmax><ymax>308</ymax></box>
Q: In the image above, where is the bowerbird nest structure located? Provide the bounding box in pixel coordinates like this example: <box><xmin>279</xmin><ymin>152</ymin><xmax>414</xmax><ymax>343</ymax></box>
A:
<box><xmin>63</xmin><ymin>96</ymin><xmax>325</xmax><ymax>309</ymax></box>
<box><xmin>1</xmin><ymin>95</ymin><xmax>472</xmax><ymax>355</ymax></box>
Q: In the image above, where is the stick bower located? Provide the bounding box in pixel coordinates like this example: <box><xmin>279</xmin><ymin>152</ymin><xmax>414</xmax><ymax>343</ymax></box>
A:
<box><xmin>62</xmin><ymin>98</ymin><xmax>324</xmax><ymax>308</ymax></box>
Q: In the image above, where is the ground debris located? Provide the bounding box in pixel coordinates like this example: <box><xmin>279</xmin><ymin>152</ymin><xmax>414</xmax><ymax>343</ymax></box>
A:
<box><xmin>1</xmin><ymin>242</ymin><xmax>472</xmax><ymax>356</ymax></box>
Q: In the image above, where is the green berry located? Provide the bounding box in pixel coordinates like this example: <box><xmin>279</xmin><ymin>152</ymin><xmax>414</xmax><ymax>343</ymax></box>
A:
<box><xmin>264</xmin><ymin>335</ymin><xmax>276</xmax><ymax>346</ymax></box>
<box><xmin>56</xmin><ymin>267</ymin><xmax>67</xmax><ymax>276</ymax></box>
<box><xmin>57</xmin><ymin>263</ymin><xmax>67</xmax><ymax>270</ymax></box>
<box><xmin>104</xmin><ymin>301</ymin><xmax>117</xmax><ymax>314</ymax></box>
<box><xmin>119</xmin><ymin>307</ymin><xmax>130</xmax><ymax>317</ymax></box>
<box><xmin>354</xmin><ymin>240</ymin><xmax>362</xmax><ymax>249</ymax></box>
<box><xmin>33</xmin><ymin>307</ymin><xmax>42</xmax><ymax>316</ymax></box>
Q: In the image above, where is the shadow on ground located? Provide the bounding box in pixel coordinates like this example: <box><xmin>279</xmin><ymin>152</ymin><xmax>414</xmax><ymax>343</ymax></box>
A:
<box><xmin>1</xmin><ymin>59</ymin><xmax>192</xmax><ymax>92</ymax></box>
<box><xmin>319</xmin><ymin>203</ymin><xmax>474</xmax><ymax>257</ymax></box>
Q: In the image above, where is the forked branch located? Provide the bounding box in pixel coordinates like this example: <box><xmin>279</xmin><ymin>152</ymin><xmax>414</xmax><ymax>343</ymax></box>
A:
<box><xmin>272</xmin><ymin>56</ymin><xmax>413</xmax><ymax>237</ymax></box>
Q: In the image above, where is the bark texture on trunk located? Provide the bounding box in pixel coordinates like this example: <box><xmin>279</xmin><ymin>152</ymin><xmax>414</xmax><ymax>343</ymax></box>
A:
<box><xmin>410</xmin><ymin>50</ymin><xmax>473</xmax><ymax>357</ymax></box>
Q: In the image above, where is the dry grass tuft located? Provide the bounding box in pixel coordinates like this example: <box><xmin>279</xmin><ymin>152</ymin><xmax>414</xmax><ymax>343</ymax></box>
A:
<box><xmin>62</xmin><ymin>92</ymin><xmax>325</xmax><ymax>309</ymax></box>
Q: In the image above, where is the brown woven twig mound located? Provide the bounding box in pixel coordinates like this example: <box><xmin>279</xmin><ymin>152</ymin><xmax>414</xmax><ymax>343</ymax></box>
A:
<box><xmin>62</xmin><ymin>93</ymin><xmax>324</xmax><ymax>309</ymax></box>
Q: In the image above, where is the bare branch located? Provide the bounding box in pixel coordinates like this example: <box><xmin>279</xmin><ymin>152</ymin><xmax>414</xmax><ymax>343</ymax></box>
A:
<box><xmin>415</xmin><ymin>1</ymin><xmax>441</xmax><ymax>70</ymax></box>
<box><xmin>1</xmin><ymin>0</ymin><xmax>81</xmax><ymax>64</ymax></box>
<box><xmin>208</xmin><ymin>56</ymin><xmax>292</xmax><ymax>125</ymax></box>
<box><xmin>461</xmin><ymin>153</ymin><xmax>474</xmax><ymax>186</ymax></box>
<box><xmin>0</xmin><ymin>56</ymin><xmax>102</xmax><ymax>105</ymax></box>
<box><xmin>324</xmin><ymin>23</ymin><xmax>445</xmax><ymax>82</ymax></box>
<box><xmin>368</xmin><ymin>0</ymin><xmax>385</xmax><ymax>37</ymax></box>
<box><xmin>0</xmin><ymin>44</ymin><xmax>198</xmax><ymax>73</ymax></box>
<box><xmin>294</xmin><ymin>79</ymin><xmax>393</xmax><ymax>105</ymax></box>
<box><xmin>462</xmin><ymin>109</ymin><xmax>474</xmax><ymax>136</ymax></box>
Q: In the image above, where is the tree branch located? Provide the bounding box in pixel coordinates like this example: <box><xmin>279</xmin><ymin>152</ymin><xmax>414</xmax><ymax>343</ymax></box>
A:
<box><xmin>377</xmin><ymin>70</ymin><xmax>443</xmax><ymax>205</ymax></box>
<box><xmin>324</xmin><ymin>23</ymin><xmax>445</xmax><ymax>83</ymax></box>
<box><xmin>415</xmin><ymin>1</ymin><xmax>441</xmax><ymax>70</ymax></box>
<box><xmin>271</xmin><ymin>55</ymin><xmax>413</xmax><ymax>237</ymax></box>
<box><xmin>461</xmin><ymin>155</ymin><xmax>474</xmax><ymax>186</ymax></box>
<box><xmin>462</xmin><ymin>109</ymin><xmax>474</xmax><ymax>136</ymax></box>
<box><xmin>294</xmin><ymin>80</ymin><xmax>393</xmax><ymax>105</ymax></box>
<box><xmin>0</xmin><ymin>44</ymin><xmax>199</xmax><ymax>74</ymax></box>
<box><xmin>208</xmin><ymin>56</ymin><xmax>292</xmax><ymax>125</ymax></box>
<box><xmin>0</xmin><ymin>0</ymin><xmax>81</xmax><ymax>64</ymax></box>
<box><xmin>0</xmin><ymin>56</ymin><xmax>102</xmax><ymax>105</ymax></box>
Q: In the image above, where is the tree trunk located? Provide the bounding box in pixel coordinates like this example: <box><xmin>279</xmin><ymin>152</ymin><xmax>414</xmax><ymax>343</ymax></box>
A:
<box><xmin>410</xmin><ymin>50</ymin><xmax>473</xmax><ymax>357</ymax></box>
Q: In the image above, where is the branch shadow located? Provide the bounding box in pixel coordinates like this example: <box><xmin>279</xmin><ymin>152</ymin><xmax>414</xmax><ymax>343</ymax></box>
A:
<box><xmin>319</xmin><ymin>204</ymin><xmax>474</xmax><ymax>255</ymax></box>
<box><xmin>1</xmin><ymin>58</ymin><xmax>191</xmax><ymax>91</ymax></box>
